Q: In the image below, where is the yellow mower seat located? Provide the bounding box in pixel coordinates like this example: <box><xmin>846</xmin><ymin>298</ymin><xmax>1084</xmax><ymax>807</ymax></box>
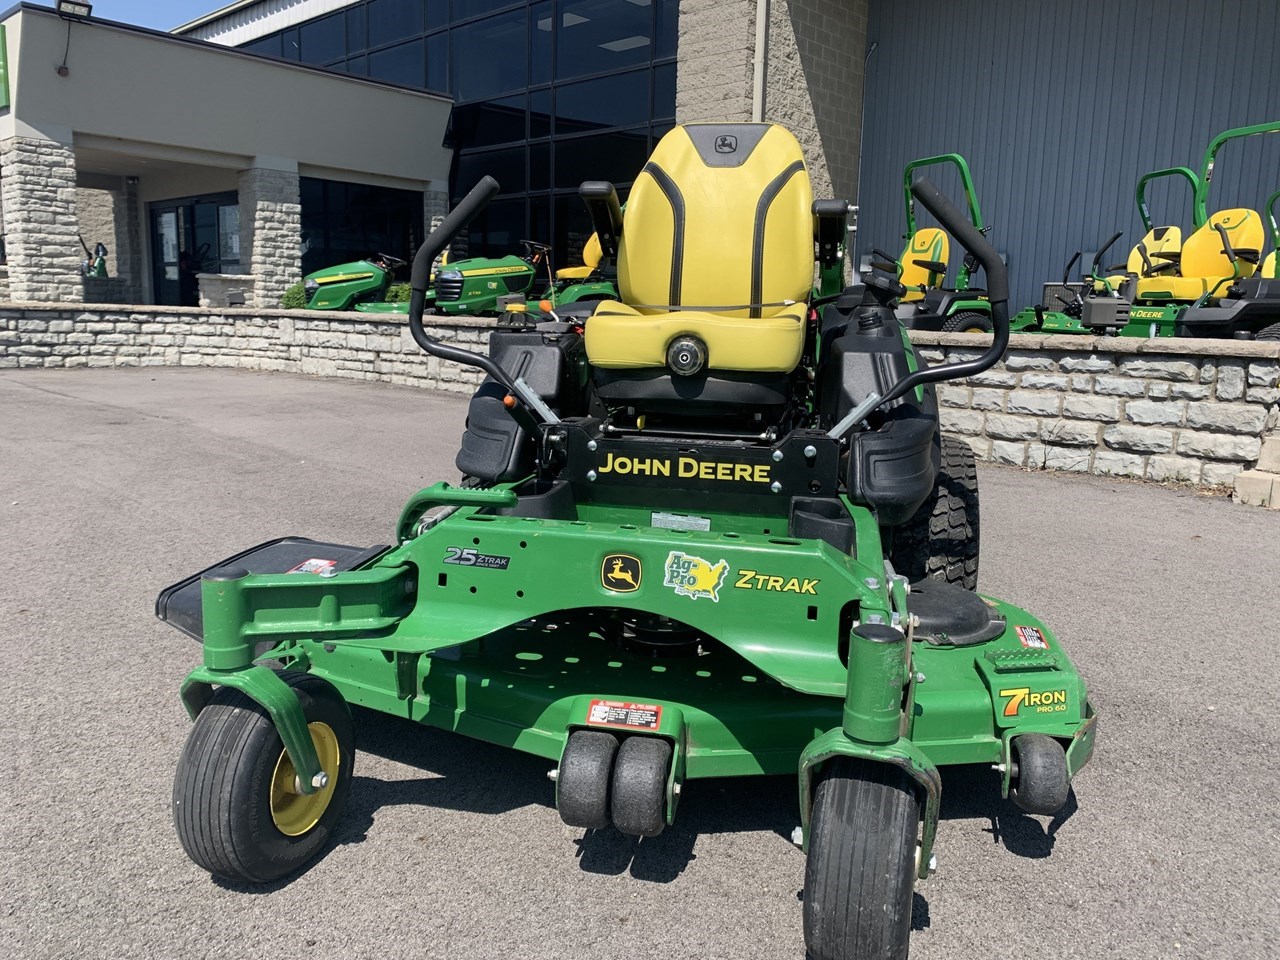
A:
<box><xmin>555</xmin><ymin>233</ymin><xmax>603</xmax><ymax>280</ymax></box>
<box><xmin>1135</xmin><ymin>208</ymin><xmax>1262</xmax><ymax>301</ymax></box>
<box><xmin>1098</xmin><ymin>225</ymin><xmax>1182</xmax><ymax>291</ymax></box>
<box><xmin>585</xmin><ymin>123</ymin><xmax>814</xmax><ymax>374</ymax></box>
<box><xmin>899</xmin><ymin>228</ymin><xmax>949</xmax><ymax>302</ymax></box>
<box><xmin>1262</xmin><ymin>250</ymin><xmax>1277</xmax><ymax>279</ymax></box>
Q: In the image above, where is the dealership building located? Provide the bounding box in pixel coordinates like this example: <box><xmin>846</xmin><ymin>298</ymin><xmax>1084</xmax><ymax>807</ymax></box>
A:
<box><xmin>0</xmin><ymin>0</ymin><xmax>1277</xmax><ymax>310</ymax></box>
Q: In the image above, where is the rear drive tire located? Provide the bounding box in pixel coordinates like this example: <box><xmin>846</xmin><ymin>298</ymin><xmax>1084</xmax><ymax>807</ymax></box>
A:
<box><xmin>1009</xmin><ymin>734</ymin><xmax>1070</xmax><ymax>815</ymax></box>
<box><xmin>941</xmin><ymin>310</ymin><xmax>993</xmax><ymax>334</ymax></box>
<box><xmin>557</xmin><ymin>730</ymin><xmax>618</xmax><ymax>829</ymax></box>
<box><xmin>610</xmin><ymin>736</ymin><xmax>670</xmax><ymax>837</ymax></box>
<box><xmin>1256</xmin><ymin>322</ymin><xmax>1280</xmax><ymax>341</ymax></box>
<box><xmin>803</xmin><ymin>758</ymin><xmax>919</xmax><ymax>960</ymax></box>
<box><xmin>173</xmin><ymin>672</ymin><xmax>354</xmax><ymax>884</ymax></box>
<box><xmin>890</xmin><ymin>434</ymin><xmax>980</xmax><ymax>590</ymax></box>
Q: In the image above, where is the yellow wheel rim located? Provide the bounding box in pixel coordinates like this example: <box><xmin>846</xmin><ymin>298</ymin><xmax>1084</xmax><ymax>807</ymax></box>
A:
<box><xmin>269</xmin><ymin>722</ymin><xmax>340</xmax><ymax>837</ymax></box>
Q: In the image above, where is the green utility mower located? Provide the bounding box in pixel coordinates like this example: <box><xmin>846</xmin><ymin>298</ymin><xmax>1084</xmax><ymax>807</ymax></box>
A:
<box><xmin>159</xmin><ymin>124</ymin><xmax>1096</xmax><ymax>960</ymax></box>
<box><xmin>302</xmin><ymin>238</ymin><xmax>618</xmax><ymax>316</ymax></box>
<box><xmin>884</xmin><ymin>154</ymin><xmax>996</xmax><ymax>334</ymax></box>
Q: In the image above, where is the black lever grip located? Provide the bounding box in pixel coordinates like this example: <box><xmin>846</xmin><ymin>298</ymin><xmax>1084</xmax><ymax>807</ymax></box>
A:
<box><xmin>910</xmin><ymin>177</ymin><xmax>1008</xmax><ymax>305</ymax></box>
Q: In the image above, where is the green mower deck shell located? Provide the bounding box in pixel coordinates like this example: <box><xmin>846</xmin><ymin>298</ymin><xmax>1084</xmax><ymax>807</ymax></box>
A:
<box><xmin>180</xmin><ymin>483</ymin><xmax>1094</xmax><ymax>853</ymax></box>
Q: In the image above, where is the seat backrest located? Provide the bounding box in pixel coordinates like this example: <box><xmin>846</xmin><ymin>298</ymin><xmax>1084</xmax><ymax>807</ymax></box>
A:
<box><xmin>581</xmin><ymin>232</ymin><xmax>602</xmax><ymax>271</ymax></box>
<box><xmin>1180</xmin><ymin>208</ymin><xmax>1263</xmax><ymax>278</ymax></box>
<box><xmin>898</xmin><ymin>227</ymin><xmax>949</xmax><ymax>301</ymax></box>
<box><xmin>618</xmin><ymin>123</ymin><xmax>814</xmax><ymax>319</ymax></box>
<box><xmin>1126</xmin><ymin>225</ymin><xmax>1181</xmax><ymax>274</ymax></box>
<box><xmin>1262</xmin><ymin>250</ymin><xmax>1277</xmax><ymax>279</ymax></box>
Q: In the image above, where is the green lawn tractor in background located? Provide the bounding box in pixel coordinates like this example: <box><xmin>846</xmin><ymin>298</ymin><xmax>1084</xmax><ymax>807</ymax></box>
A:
<box><xmin>1010</xmin><ymin>165</ymin><xmax>1200</xmax><ymax>336</ymax></box>
<box><xmin>159</xmin><ymin>124</ymin><xmax>1095</xmax><ymax>960</ymax></box>
<box><xmin>302</xmin><ymin>237</ymin><xmax>618</xmax><ymax>317</ymax></box>
<box><xmin>886</xmin><ymin>153</ymin><xmax>996</xmax><ymax>334</ymax></box>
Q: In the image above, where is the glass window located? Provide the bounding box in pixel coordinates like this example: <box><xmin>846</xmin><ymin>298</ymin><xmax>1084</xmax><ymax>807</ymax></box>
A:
<box><xmin>369</xmin><ymin>0</ymin><xmax>425</xmax><ymax>49</ymax></box>
<box><xmin>468</xmin><ymin>197</ymin><xmax>526</xmax><ymax>256</ymax></box>
<box><xmin>554</xmin><ymin>194</ymin><xmax>595</xmax><ymax>266</ymax></box>
<box><xmin>554</xmin><ymin>127</ymin><xmax>648</xmax><ymax>190</ymax></box>
<box><xmin>346</xmin><ymin>6</ymin><xmax>367</xmax><ymax>52</ymax></box>
<box><xmin>345</xmin><ymin>54</ymin><xmax>368</xmax><ymax>76</ymax></box>
<box><xmin>369</xmin><ymin>39</ymin><xmax>426</xmax><ymax>87</ymax></box>
<box><xmin>452</xmin><ymin>0</ymin><xmax>521</xmax><ymax>20</ymax></box>
<box><xmin>242</xmin><ymin>33</ymin><xmax>282</xmax><ymax>58</ymax></box>
<box><xmin>426</xmin><ymin>31</ymin><xmax>448</xmax><ymax>91</ymax></box>
<box><xmin>530</xmin><ymin>0</ymin><xmax>552</xmax><ymax>85</ymax></box>
<box><xmin>451</xmin><ymin>10</ymin><xmax>528</xmax><ymax>102</ymax></box>
<box><xmin>452</xmin><ymin>95</ymin><xmax>527</xmax><ymax>148</ymax></box>
<box><xmin>530</xmin><ymin>88</ymin><xmax>552</xmax><ymax>138</ymax></box>
<box><xmin>218</xmin><ymin>205</ymin><xmax>241</xmax><ymax>263</ymax></box>
<box><xmin>530</xmin><ymin>141</ymin><xmax>550</xmax><ymax>190</ymax></box>
<box><xmin>457</xmin><ymin>146</ymin><xmax>527</xmax><ymax>196</ymax></box>
<box><xmin>556</xmin><ymin>0</ymin><xmax>653</xmax><ymax>81</ymax></box>
<box><xmin>555</xmin><ymin>69</ymin><xmax>648</xmax><ymax>133</ymax></box>
<box><xmin>653</xmin><ymin>62</ymin><xmax>675</xmax><ymax>120</ymax></box>
<box><xmin>655</xmin><ymin>0</ymin><xmax>677</xmax><ymax>59</ymax></box>
<box><xmin>426</xmin><ymin>0</ymin><xmax>448</xmax><ymax>31</ymax></box>
<box><xmin>301</xmin><ymin>12</ymin><xmax>346</xmax><ymax>64</ymax></box>
<box><xmin>281</xmin><ymin>28</ymin><xmax>301</xmax><ymax>60</ymax></box>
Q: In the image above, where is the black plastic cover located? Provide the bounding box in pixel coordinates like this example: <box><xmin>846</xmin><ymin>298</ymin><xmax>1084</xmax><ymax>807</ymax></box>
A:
<box><xmin>789</xmin><ymin>497</ymin><xmax>856</xmax><ymax>555</ymax></box>
<box><xmin>155</xmin><ymin>537</ymin><xmax>388</xmax><ymax>642</ymax></box>
<box><xmin>848</xmin><ymin>408</ymin><xmax>940</xmax><ymax>526</ymax></box>
<box><xmin>455</xmin><ymin>381</ymin><xmax>533</xmax><ymax>481</ymax></box>
<box><xmin>907</xmin><ymin>578</ymin><xmax>1006</xmax><ymax>646</ymax></box>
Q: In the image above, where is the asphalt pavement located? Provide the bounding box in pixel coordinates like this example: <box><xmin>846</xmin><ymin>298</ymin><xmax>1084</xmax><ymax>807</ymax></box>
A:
<box><xmin>1</xmin><ymin>367</ymin><xmax>1276</xmax><ymax>960</ymax></box>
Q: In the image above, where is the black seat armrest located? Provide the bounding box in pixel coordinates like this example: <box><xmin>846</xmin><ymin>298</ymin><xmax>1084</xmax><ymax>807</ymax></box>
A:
<box><xmin>813</xmin><ymin>199</ymin><xmax>850</xmax><ymax>269</ymax></box>
<box><xmin>580</xmin><ymin>181</ymin><xmax>624</xmax><ymax>260</ymax></box>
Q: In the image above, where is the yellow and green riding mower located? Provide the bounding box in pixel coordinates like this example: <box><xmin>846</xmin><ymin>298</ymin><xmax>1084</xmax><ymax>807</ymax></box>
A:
<box><xmin>159</xmin><ymin>123</ymin><xmax>1096</xmax><ymax>960</ymax></box>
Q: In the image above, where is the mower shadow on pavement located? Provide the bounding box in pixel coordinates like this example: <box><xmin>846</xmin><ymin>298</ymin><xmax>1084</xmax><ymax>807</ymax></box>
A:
<box><xmin>938</xmin><ymin>765</ymin><xmax>1081</xmax><ymax>860</ymax></box>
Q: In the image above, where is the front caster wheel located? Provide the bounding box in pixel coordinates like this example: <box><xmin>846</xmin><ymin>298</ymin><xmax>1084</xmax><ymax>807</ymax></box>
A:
<box><xmin>557</xmin><ymin>730</ymin><xmax>618</xmax><ymax>829</ymax></box>
<box><xmin>172</xmin><ymin>671</ymin><xmax>354</xmax><ymax>884</ymax></box>
<box><xmin>610</xmin><ymin>736</ymin><xmax>671</xmax><ymax>837</ymax></box>
<box><xmin>1009</xmin><ymin>734</ymin><xmax>1069</xmax><ymax>815</ymax></box>
<box><xmin>803</xmin><ymin>758</ymin><xmax>920</xmax><ymax>960</ymax></box>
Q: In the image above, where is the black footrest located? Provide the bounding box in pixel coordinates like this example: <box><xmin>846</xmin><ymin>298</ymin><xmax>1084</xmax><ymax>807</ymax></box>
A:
<box><xmin>155</xmin><ymin>537</ymin><xmax>388</xmax><ymax>642</ymax></box>
<box><xmin>908</xmin><ymin>578</ymin><xmax>1006</xmax><ymax>646</ymax></box>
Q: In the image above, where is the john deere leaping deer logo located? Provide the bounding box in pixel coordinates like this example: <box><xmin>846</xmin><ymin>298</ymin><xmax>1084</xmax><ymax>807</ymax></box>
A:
<box><xmin>663</xmin><ymin>550</ymin><xmax>729</xmax><ymax>602</ymax></box>
<box><xmin>601</xmin><ymin>554</ymin><xmax>642</xmax><ymax>593</ymax></box>
<box><xmin>714</xmin><ymin>134</ymin><xmax>738</xmax><ymax>154</ymax></box>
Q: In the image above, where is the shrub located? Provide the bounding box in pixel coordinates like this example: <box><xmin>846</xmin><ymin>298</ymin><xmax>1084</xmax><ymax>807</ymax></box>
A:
<box><xmin>385</xmin><ymin>283</ymin><xmax>412</xmax><ymax>303</ymax></box>
<box><xmin>280</xmin><ymin>282</ymin><xmax>308</xmax><ymax>309</ymax></box>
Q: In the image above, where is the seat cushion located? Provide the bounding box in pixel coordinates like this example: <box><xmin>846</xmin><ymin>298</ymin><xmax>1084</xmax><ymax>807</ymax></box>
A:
<box><xmin>555</xmin><ymin>265</ymin><xmax>594</xmax><ymax>280</ymax></box>
<box><xmin>585</xmin><ymin>300</ymin><xmax>805</xmax><ymax>373</ymax></box>
<box><xmin>1134</xmin><ymin>276</ymin><xmax>1214</xmax><ymax>300</ymax></box>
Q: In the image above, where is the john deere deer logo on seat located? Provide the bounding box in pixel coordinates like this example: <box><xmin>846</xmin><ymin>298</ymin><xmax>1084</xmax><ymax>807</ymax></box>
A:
<box><xmin>715</xmin><ymin>134</ymin><xmax>738</xmax><ymax>154</ymax></box>
<box><xmin>602</xmin><ymin>554</ymin><xmax>642</xmax><ymax>592</ymax></box>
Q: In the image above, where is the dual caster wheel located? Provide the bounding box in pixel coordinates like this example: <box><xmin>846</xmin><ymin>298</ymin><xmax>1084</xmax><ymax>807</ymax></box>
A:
<box><xmin>172</xmin><ymin>672</ymin><xmax>354</xmax><ymax>884</ymax></box>
<box><xmin>557</xmin><ymin>730</ymin><xmax>671</xmax><ymax>837</ymax></box>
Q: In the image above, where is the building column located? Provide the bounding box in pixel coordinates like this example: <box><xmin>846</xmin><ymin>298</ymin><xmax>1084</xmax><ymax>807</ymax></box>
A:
<box><xmin>0</xmin><ymin>136</ymin><xmax>84</xmax><ymax>303</ymax></box>
<box><xmin>117</xmin><ymin>177</ymin><xmax>144</xmax><ymax>303</ymax></box>
<box><xmin>238</xmin><ymin>159</ymin><xmax>301</xmax><ymax>309</ymax></box>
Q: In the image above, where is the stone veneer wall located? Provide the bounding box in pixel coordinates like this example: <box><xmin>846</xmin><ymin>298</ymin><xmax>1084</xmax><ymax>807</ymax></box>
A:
<box><xmin>4</xmin><ymin>309</ymin><xmax>1280</xmax><ymax>501</ymax></box>
<box><xmin>917</xmin><ymin>332</ymin><xmax>1280</xmax><ymax>488</ymax></box>
<box><xmin>0</xmin><ymin>138</ymin><xmax>83</xmax><ymax>302</ymax></box>
<box><xmin>238</xmin><ymin>167</ymin><xmax>301</xmax><ymax>310</ymax></box>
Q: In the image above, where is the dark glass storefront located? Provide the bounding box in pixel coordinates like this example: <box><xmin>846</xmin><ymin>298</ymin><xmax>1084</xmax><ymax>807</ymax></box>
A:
<box><xmin>299</xmin><ymin>177</ymin><xmax>424</xmax><ymax>277</ymax></box>
<box><xmin>240</xmin><ymin>0</ymin><xmax>677</xmax><ymax>266</ymax></box>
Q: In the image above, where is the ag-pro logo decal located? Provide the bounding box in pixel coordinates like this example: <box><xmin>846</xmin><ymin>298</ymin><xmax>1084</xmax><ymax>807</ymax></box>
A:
<box><xmin>999</xmin><ymin>687</ymin><xmax>1068</xmax><ymax>717</ymax></box>
<box><xmin>663</xmin><ymin>551</ymin><xmax>728</xmax><ymax>602</ymax></box>
<box><xmin>601</xmin><ymin>554</ymin><xmax>642</xmax><ymax>592</ymax></box>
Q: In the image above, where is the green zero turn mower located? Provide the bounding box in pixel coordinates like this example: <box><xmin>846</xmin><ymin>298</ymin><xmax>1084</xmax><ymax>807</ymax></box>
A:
<box><xmin>159</xmin><ymin>123</ymin><xmax>1096</xmax><ymax>960</ymax></box>
<box><xmin>886</xmin><ymin>153</ymin><xmax>996</xmax><ymax>334</ymax></box>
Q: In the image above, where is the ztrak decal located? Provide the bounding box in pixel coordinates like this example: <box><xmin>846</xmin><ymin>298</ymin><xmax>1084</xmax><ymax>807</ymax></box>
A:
<box><xmin>443</xmin><ymin>546</ymin><xmax>511</xmax><ymax>570</ymax></box>
<box><xmin>601</xmin><ymin>554</ymin><xmax>642</xmax><ymax>592</ymax></box>
<box><xmin>663</xmin><ymin>551</ymin><xmax>729</xmax><ymax>602</ymax></box>
<box><xmin>596</xmin><ymin>452</ymin><xmax>772</xmax><ymax>484</ymax></box>
<box><xmin>586</xmin><ymin>699</ymin><xmax>662</xmax><ymax>730</ymax></box>
<box><xmin>1016</xmin><ymin>625</ymin><xmax>1049</xmax><ymax>650</ymax></box>
<box><xmin>999</xmin><ymin>687</ymin><xmax>1069</xmax><ymax>717</ymax></box>
<box><xmin>734</xmin><ymin>569</ymin><xmax>820</xmax><ymax>595</ymax></box>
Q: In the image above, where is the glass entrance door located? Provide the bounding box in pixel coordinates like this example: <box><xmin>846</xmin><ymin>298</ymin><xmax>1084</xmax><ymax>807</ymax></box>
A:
<box><xmin>149</xmin><ymin>193</ymin><xmax>240</xmax><ymax>305</ymax></box>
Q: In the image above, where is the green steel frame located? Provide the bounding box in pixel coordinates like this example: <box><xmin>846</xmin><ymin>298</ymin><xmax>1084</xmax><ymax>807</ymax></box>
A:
<box><xmin>902</xmin><ymin>154</ymin><xmax>985</xmax><ymax>290</ymax></box>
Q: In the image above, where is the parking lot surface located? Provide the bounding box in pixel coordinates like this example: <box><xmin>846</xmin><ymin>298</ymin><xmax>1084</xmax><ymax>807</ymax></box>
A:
<box><xmin>2</xmin><ymin>368</ymin><xmax>1276</xmax><ymax>960</ymax></box>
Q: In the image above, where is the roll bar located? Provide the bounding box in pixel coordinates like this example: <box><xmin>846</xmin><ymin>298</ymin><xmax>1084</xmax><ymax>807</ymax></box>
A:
<box><xmin>1195</xmin><ymin>120</ymin><xmax>1280</xmax><ymax>227</ymax></box>
<box><xmin>1135</xmin><ymin>166</ymin><xmax>1201</xmax><ymax>231</ymax></box>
